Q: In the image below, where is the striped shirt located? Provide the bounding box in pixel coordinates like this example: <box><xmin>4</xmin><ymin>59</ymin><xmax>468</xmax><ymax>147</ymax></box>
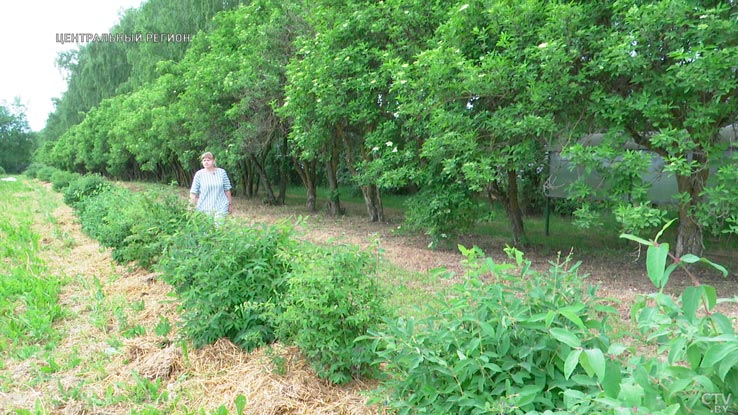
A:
<box><xmin>190</xmin><ymin>168</ymin><xmax>232</xmax><ymax>214</ymax></box>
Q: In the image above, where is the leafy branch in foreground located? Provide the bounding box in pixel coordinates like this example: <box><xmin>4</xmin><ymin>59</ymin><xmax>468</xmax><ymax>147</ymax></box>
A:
<box><xmin>620</xmin><ymin>218</ymin><xmax>728</xmax><ymax>290</ymax></box>
<box><xmin>368</xmin><ymin>220</ymin><xmax>735</xmax><ymax>414</ymax></box>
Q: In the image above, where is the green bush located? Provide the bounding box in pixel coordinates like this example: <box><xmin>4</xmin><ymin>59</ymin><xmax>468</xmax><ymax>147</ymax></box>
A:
<box><xmin>77</xmin><ymin>186</ymin><xmax>136</xmax><ymax>248</ymax></box>
<box><xmin>36</xmin><ymin>166</ymin><xmax>59</xmax><ymax>182</ymax></box>
<box><xmin>23</xmin><ymin>162</ymin><xmax>44</xmax><ymax>178</ymax></box>
<box><xmin>0</xmin><ymin>165</ymin><xmax>5</xmax><ymax>175</ymax></box>
<box><xmin>50</xmin><ymin>170</ymin><xmax>80</xmax><ymax>192</ymax></box>
<box><xmin>157</xmin><ymin>218</ymin><xmax>295</xmax><ymax>350</ymax></box>
<box><xmin>370</xmin><ymin>222</ymin><xmax>737</xmax><ymax>415</ymax></box>
<box><xmin>404</xmin><ymin>184</ymin><xmax>481</xmax><ymax>249</ymax></box>
<box><xmin>74</xmin><ymin>184</ymin><xmax>188</xmax><ymax>268</ymax></box>
<box><xmin>369</xmin><ymin>246</ymin><xmax>618</xmax><ymax>414</ymax></box>
<box><xmin>63</xmin><ymin>174</ymin><xmax>111</xmax><ymax>209</ymax></box>
<box><xmin>278</xmin><ymin>244</ymin><xmax>389</xmax><ymax>384</ymax></box>
<box><xmin>114</xmin><ymin>188</ymin><xmax>189</xmax><ymax>268</ymax></box>
<box><xmin>614</xmin><ymin>224</ymin><xmax>737</xmax><ymax>413</ymax></box>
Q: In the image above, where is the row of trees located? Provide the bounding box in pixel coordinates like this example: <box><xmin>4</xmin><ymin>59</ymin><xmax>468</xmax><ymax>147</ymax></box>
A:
<box><xmin>35</xmin><ymin>0</ymin><xmax>738</xmax><ymax>255</ymax></box>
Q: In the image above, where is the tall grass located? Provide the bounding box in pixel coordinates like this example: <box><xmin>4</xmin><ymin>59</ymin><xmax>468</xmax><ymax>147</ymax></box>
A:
<box><xmin>0</xmin><ymin>178</ymin><xmax>66</xmax><ymax>357</ymax></box>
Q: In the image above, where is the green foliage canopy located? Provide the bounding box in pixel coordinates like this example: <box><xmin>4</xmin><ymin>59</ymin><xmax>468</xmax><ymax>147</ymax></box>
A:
<box><xmin>0</xmin><ymin>100</ymin><xmax>35</xmax><ymax>174</ymax></box>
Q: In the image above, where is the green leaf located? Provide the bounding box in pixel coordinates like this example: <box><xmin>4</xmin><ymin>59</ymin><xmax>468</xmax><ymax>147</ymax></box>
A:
<box><xmin>550</xmin><ymin>328</ymin><xmax>581</xmax><ymax>348</ymax></box>
<box><xmin>619</xmin><ymin>233</ymin><xmax>652</xmax><ymax>246</ymax></box>
<box><xmin>718</xmin><ymin>352</ymin><xmax>738</xmax><ymax>381</ymax></box>
<box><xmin>564</xmin><ymin>349</ymin><xmax>582</xmax><ymax>379</ymax></box>
<box><xmin>654</xmin><ymin>218</ymin><xmax>677</xmax><ymax>242</ymax></box>
<box><xmin>582</xmin><ymin>348</ymin><xmax>606</xmax><ymax>381</ymax></box>
<box><xmin>680</xmin><ymin>254</ymin><xmax>729</xmax><ymax>277</ymax></box>
<box><xmin>559</xmin><ymin>305</ymin><xmax>586</xmax><ymax>330</ymax></box>
<box><xmin>515</xmin><ymin>385</ymin><xmax>542</xmax><ymax>407</ymax></box>
<box><xmin>662</xmin><ymin>262</ymin><xmax>678</xmax><ymax>285</ymax></box>
<box><xmin>703</xmin><ymin>285</ymin><xmax>717</xmax><ymax>311</ymax></box>
<box><xmin>680</xmin><ymin>254</ymin><xmax>701</xmax><ymax>263</ymax></box>
<box><xmin>235</xmin><ymin>394</ymin><xmax>247</xmax><ymax>415</ymax></box>
<box><xmin>681</xmin><ymin>286</ymin><xmax>702</xmax><ymax>322</ymax></box>
<box><xmin>544</xmin><ymin>310</ymin><xmax>556</xmax><ymax>328</ymax></box>
<box><xmin>619</xmin><ymin>382</ymin><xmax>644</xmax><ymax>407</ymax></box>
<box><xmin>666</xmin><ymin>378</ymin><xmax>692</xmax><ymax>399</ymax></box>
<box><xmin>711</xmin><ymin>313</ymin><xmax>735</xmax><ymax>335</ymax></box>
<box><xmin>602</xmin><ymin>359</ymin><xmax>622</xmax><ymax>398</ymax></box>
<box><xmin>607</xmin><ymin>343</ymin><xmax>628</xmax><ymax>356</ymax></box>
<box><xmin>668</xmin><ymin>337</ymin><xmax>687</xmax><ymax>364</ymax></box>
<box><xmin>701</xmin><ymin>343</ymin><xmax>738</xmax><ymax>369</ymax></box>
<box><xmin>646</xmin><ymin>243</ymin><xmax>670</xmax><ymax>289</ymax></box>
<box><xmin>563</xmin><ymin>389</ymin><xmax>587</xmax><ymax>409</ymax></box>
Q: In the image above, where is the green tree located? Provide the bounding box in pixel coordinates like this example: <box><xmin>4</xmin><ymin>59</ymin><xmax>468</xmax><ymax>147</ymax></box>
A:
<box><xmin>121</xmin><ymin>0</ymin><xmax>243</xmax><ymax>91</ymax></box>
<box><xmin>0</xmin><ymin>99</ymin><xmax>36</xmax><ymax>173</ymax></box>
<box><xmin>38</xmin><ymin>0</ymin><xmax>238</xmax><ymax>155</ymax></box>
<box><xmin>170</xmin><ymin>0</ymin><xmax>308</xmax><ymax>203</ymax></box>
<box><xmin>580</xmin><ymin>0</ymin><xmax>738</xmax><ymax>256</ymax></box>
<box><xmin>281</xmin><ymin>0</ymin><xmax>448</xmax><ymax>219</ymax></box>
<box><xmin>375</xmin><ymin>0</ymin><xmax>594</xmax><ymax>246</ymax></box>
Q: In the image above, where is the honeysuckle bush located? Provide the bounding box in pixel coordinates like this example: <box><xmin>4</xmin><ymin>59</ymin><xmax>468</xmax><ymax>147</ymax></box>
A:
<box><xmin>50</xmin><ymin>169</ymin><xmax>81</xmax><ymax>192</ymax></box>
<box><xmin>113</xmin><ymin>189</ymin><xmax>190</xmax><ymax>268</ymax></box>
<box><xmin>36</xmin><ymin>165</ymin><xmax>59</xmax><ymax>182</ymax></box>
<box><xmin>278</xmin><ymin>243</ymin><xmax>390</xmax><ymax>384</ymax></box>
<box><xmin>61</xmin><ymin>173</ymin><xmax>112</xmax><ymax>209</ymax></box>
<box><xmin>613</xmin><ymin>220</ymin><xmax>737</xmax><ymax>414</ymax></box>
<box><xmin>50</xmin><ymin>175</ymin><xmax>392</xmax><ymax>384</ymax></box>
<box><xmin>157</xmin><ymin>216</ymin><xmax>296</xmax><ymax>350</ymax></box>
<box><xmin>77</xmin><ymin>185</ymin><xmax>137</xmax><ymax>248</ymax></box>
<box><xmin>367</xmin><ymin>221</ymin><xmax>736</xmax><ymax>414</ymax></box>
<box><xmin>366</xmin><ymin>245</ymin><xmax>619</xmax><ymax>414</ymax></box>
<box><xmin>72</xmin><ymin>185</ymin><xmax>180</xmax><ymax>268</ymax></box>
<box><xmin>23</xmin><ymin>162</ymin><xmax>44</xmax><ymax>178</ymax></box>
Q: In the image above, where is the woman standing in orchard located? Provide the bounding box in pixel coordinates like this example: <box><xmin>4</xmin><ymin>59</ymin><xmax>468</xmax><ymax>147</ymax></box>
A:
<box><xmin>189</xmin><ymin>151</ymin><xmax>233</xmax><ymax>223</ymax></box>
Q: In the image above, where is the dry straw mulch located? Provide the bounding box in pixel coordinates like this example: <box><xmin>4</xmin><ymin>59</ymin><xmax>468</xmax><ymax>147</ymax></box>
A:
<box><xmin>2</xmin><ymin>187</ymin><xmax>386</xmax><ymax>415</ymax></box>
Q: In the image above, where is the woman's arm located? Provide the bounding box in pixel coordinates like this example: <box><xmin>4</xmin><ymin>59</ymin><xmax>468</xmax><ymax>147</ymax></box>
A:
<box><xmin>189</xmin><ymin>170</ymin><xmax>201</xmax><ymax>208</ymax></box>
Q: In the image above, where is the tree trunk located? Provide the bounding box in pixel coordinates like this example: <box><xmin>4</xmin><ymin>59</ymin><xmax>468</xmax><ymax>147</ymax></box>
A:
<box><xmin>489</xmin><ymin>169</ymin><xmax>527</xmax><ymax>246</ymax></box>
<box><xmin>294</xmin><ymin>157</ymin><xmax>318</xmax><ymax>212</ymax></box>
<box><xmin>324</xmin><ymin>140</ymin><xmax>342</xmax><ymax>217</ymax></box>
<box><xmin>325</xmin><ymin>158</ymin><xmax>341</xmax><ymax>217</ymax></box>
<box><xmin>277</xmin><ymin>134</ymin><xmax>288</xmax><ymax>205</ymax></box>
<box><xmin>340</xmin><ymin>126</ymin><xmax>384</xmax><ymax>222</ymax></box>
<box><xmin>360</xmin><ymin>184</ymin><xmax>384</xmax><ymax>222</ymax></box>
<box><xmin>249</xmin><ymin>153</ymin><xmax>279</xmax><ymax>205</ymax></box>
<box><xmin>237</xmin><ymin>158</ymin><xmax>256</xmax><ymax>197</ymax></box>
<box><xmin>675</xmin><ymin>159</ymin><xmax>708</xmax><ymax>256</ymax></box>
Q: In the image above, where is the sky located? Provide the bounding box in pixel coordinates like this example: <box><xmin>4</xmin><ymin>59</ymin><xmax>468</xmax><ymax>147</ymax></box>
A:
<box><xmin>0</xmin><ymin>0</ymin><xmax>145</xmax><ymax>131</ymax></box>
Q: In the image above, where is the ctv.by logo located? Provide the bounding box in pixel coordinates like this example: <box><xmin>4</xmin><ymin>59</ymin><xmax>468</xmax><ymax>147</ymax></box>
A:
<box><xmin>702</xmin><ymin>393</ymin><xmax>734</xmax><ymax>414</ymax></box>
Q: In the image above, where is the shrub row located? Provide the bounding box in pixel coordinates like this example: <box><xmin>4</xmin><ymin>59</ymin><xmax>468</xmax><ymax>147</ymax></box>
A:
<box><xmin>31</xmin><ymin>165</ymin><xmax>737</xmax><ymax>412</ymax></box>
<box><xmin>32</xmin><ymin>166</ymin><xmax>389</xmax><ymax>384</ymax></box>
